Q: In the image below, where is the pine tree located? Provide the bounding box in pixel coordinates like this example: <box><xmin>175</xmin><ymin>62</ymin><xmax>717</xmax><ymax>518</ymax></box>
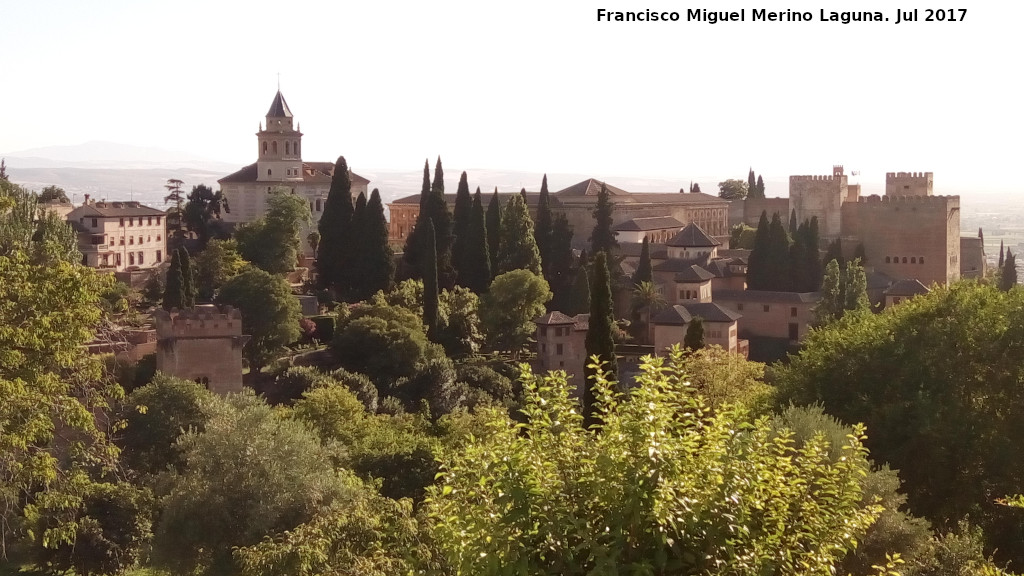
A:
<box><xmin>633</xmin><ymin>236</ymin><xmax>652</xmax><ymax>285</ymax></box>
<box><xmin>746</xmin><ymin>211</ymin><xmax>771</xmax><ymax>290</ymax></box>
<box><xmin>684</xmin><ymin>317</ymin><xmax>705</xmax><ymax>351</ymax></box>
<box><xmin>459</xmin><ymin>188</ymin><xmax>491</xmax><ymax>294</ymax></box>
<box><xmin>1000</xmin><ymin>250</ymin><xmax>1018</xmax><ymax>291</ymax></box>
<box><xmin>583</xmin><ymin>251</ymin><xmax>617</xmax><ymax>428</ymax></box>
<box><xmin>568</xmin><ymin>266</ymin><xmax>591</xmax><ymax>316</ymax></box>
<box><xmin>756</xmin><ymin>175</ymin><xmax>765</xmax><ymax>198</ymax></box>
<box><xmin>351</xmin><ymin>189</ymin><xmax>395</xmax><ymax>301</ymax></box>
<box><xmin>548</xmin><ymin>214</ymin><xmax>575</xmax><ymax>312</ymax></box>
<box><xmin>496</xmin><ymin>195</ymin><xmax>542</xmax><ymax>275</ymax></box>
<box><xmin>162</xmin><ymin>249</ymin><xmax>184</xmax><ymax>311</ymax></box>
<box><xmin>999</xmin><ymin>241</ymin><xmax>1005</xmax><ymax>268</ymax></box>
<box><xmin>318</xmin><ymin>156</ymin><xmax>354</xmax><ymax>293</ymax></box>
<box><xmin>422</xmin><ymin>218</ymin><xmax>440</xmax><ymax>340</ymax></box>
<box><xmin>180</xmin><ymin>247</ymin><xmax>197</xmax><ymax>308</ymax></box>
<box><xmin>451</xmin><ymin>171</ymin><xmax>473</xmax><ymax>279</ymax></box>
<box><xmin>486</xmin><ymin>188</ymin><xmax>502</xmax><ymax>271</ymax></box>
<box><xmin>590</xmin><ymin>183</ymin><xmax>618</xmax><ymax>255</ymax></box>
<box><xmin>535</xmin><ymin>174</ymin><xmax>553</xmax><ymax>277</ymax></box>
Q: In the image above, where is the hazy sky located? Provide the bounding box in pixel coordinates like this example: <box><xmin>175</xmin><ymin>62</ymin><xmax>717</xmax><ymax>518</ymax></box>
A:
<box><xmin>3</xmin><ymin>0</ymin><xmax>1021</xmax><ymax>194</ymax></box>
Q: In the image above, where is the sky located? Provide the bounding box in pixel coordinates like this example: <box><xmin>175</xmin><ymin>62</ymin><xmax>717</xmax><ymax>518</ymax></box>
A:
<box><xmin>2</xmin><ymin>0</ymin><xmax>1022</xmax><ymax>195</ymax></box>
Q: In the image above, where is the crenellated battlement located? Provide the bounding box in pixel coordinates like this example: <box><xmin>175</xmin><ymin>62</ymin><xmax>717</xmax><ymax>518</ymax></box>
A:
<box><xmin>790</xmin><ymin>175</ymin><xmax>843</xmax><ymax>182</ymax></box>
<box><xmin>886</xmin><ymin>171</ymin><xmax>933</xmax><ymax>179</ymax></box>
<box><xmin>858</xmin><ymin>194</ymin><xmax>957</xmax><ymax>205</ymax></box>
<box><xmin>155</xmin><ymin>305</ymin><xmax>244</xmax><ymax>338</ymax></box>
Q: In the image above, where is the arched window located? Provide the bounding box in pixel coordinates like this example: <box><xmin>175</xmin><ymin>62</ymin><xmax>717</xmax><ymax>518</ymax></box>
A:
<box><xmin>920</xmin><ymin>257</ymin><xmax>925</xmax><ymax>264</ymax></box>
<box><xmin>285</xmin><ymin>141</ymin><xmax>290</xmax><ymax>155</ymax></box>
<box><xmin>911</xmin><ymin>257</ymin><xmax>916</xmax><ymax>263</ymax></box>
<box><xmin>902</xmin><ymin>257</ymin><xmax>908</xmax><ymax>264</ymax></box>
<box><xmin>294</xmin><ymin>141</ymin><xmax>299</xmax><ymax>156</ymax></box>
<box><xmin>262</xmin><ymin>142</ymin><xmax>268</xmax><ymax>155</ymax></box>
<box><xmin>268</xmin><ymin>169</ymin><xmax>272</xmax><ymax>177</ymax></box>
<box><xmin>272</xmin><ymin>141</ymin><xmax>278</xmax><ymax>154</ymax></box>
<box><xmin>885</xmin><ymin>256</ymin><xmax>891</xmax><ymax>263</ymax></box>
<box><xmin>892</xmin><ymin>255</ymin><xmax>898</xmax><ymax>263</ymax></box>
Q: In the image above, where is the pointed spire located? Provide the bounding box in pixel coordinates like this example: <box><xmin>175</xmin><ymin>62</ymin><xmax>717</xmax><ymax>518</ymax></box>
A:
<box><xmin>266</xmin><ymin>90</ymin><xmax>293</xmax><ymax>118</ymax></box>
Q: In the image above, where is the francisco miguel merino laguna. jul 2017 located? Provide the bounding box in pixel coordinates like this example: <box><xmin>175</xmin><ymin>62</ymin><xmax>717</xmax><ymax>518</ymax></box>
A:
<box><xmin>595</xmin><ymin>8</ymin><xmax>967</xmax><ymax>24</ymax></box>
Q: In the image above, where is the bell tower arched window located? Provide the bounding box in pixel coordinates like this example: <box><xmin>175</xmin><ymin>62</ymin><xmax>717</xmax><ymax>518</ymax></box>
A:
<box><xmin>262</xmin><ymin>141</ymin><xmax>268</xmax><ymax>155</ymax></box>
<box><xmin>272</xmin><ymin>141</ymin><xmax>278</xmax><ymax>154</ymax></box>
<box><xmin>285</xmin><ymin>141</ymin><xmax>290</xmax><ymax>155</ymax></box>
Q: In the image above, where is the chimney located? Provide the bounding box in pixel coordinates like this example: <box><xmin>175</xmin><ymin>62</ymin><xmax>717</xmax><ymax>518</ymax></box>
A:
<box><xmin>83</xmin><ymin>194</ymin><xmax>90</xmax><ymax>206</ymax></box>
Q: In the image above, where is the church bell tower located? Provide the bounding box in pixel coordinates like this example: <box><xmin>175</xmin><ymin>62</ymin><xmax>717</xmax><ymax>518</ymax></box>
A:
<box><xmin>256</xmin><ymin>90</ymin><xmax>303</xmax><ymax>183</ymax></box>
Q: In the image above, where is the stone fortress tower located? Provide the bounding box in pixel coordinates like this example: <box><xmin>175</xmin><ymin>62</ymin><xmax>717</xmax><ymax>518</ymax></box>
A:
<box><xmin>788</xmin><ymin>165</ymin><xmax>851</xmax><ymax>241</ymax></box>
<box><xmin>154</xmin><ymin>305</ymin><xmax>250</xmax><ymax>394</ymax></box>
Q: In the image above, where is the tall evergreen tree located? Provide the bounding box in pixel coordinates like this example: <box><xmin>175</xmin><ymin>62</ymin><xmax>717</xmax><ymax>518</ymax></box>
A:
<box><xmin>746</xmin><ymin>211</ymin><xmax>771</xmax><ymax>290</ymax></box>
<box><xmin>350</xmin><ymin>189</ymin><xmax>394</xmax><ymax>301</ymax></box>
<box><xmin>633</xmin><ymin>236</ymin><xmax>652</xmax><ymax>285</ymax></box>
<box><xmin>317</xmin><ymin>156</ymin><xmax>354</xmax><ymax>294</ymax></box>
<box><xmin>747</xmin><ymin>169</ymin><xmax>761</xmax><ymax>199</ymax></box>
<box><xmin>843</xmin><ymin>258</ymin><xmax>869</xmax><ymax>312</ymax></box>
<box><xmin>823</xmin><ymin>239</ymin><xmax>844</xmax><ymax>271</ymax></box>
<box><xmin>486</xmin><ymin>188</ymin><xmax>502</xmax><ymax>272</ymax></box>
<box><xmin>684</xmin><ymin>317</ymin><xmax>705</xmax><ymax>350</ymax></box>
<box><xmin>589</xmin><ymin>183</ymin><xmax>618</xmax><ymax>256</ymax></box>
<box><xmin>459</xmin><ymin>188</ymin><xmax>491</xmax><ymax>294</ymax></box>
<box><xmin>756</xmin><ymin>175</ymin><xmax>765</xmax><ymax>198</ymax></box>
<box><xmin>690</xmin><ymin>182</ymin><xmax>702</xmax><ymax>194</ymax></box>
<box><xmin>406</xmin><ymin>158</ymin><xmax>454</xmax><ymax>285</ymax></box>
<box><xmin>789</xmin><ymin>227</ymin><xmax>808</xmax><ymax>294</ymax></box>
<box><xmin>534</xmin><ymin>174</ymin><xmax>553</xmax><ymax>277</ymax></box>
<box><xmin>1000</xmin><ymin>250</ymin><xmax>1018</xmax><ymax>291</ymax></box>
<box><xmin>496</xmin><ymin>195</ymin><xmax>541</xmax><ymax>275</ymax></box>
<box><xmin>767</xmin><ymin>212</ymin><xmax>792</xmax><ymax>290</ymax></box>
<box><xmin>547</xmin><ymin>213</ymin><xmax>575</xmax><ymax>312</ymax></box>
<box><xmin>568</xmin><ymin>266</ymin><xmax>591</xmax><ymax>316</ymax></box>
<box><xmin>180</xmin><ymin>247</ymin><xmax>197</xmax><ymax>308</ymax></box>
<box><xmin>583</xmin><ymin>251</ymin><xmax>617</xmax><ymax>428</ymax></box>
<box><xmin>422</xmin><ymin>218</ymin><xmax>440</xmax><ymax>340</ymax></box>
<box><xmin>999</xmin><ymin>241</ymin><xmax>1005</xmax><ymax>268</ymax></box>
<box><xmin>418</xmin><ymin>159</ymin><xmax>430</xmax><ymax>211</ymax></box>
<box><xmin>162</xmin><ymin>249</ymin><xmax>184</xmax><ymax>311</ymax></box>
<box><xmin>789</xmin><ymin>208</ymin><xmax>798</xmax><ymax>237</ymax></box>
<box><xmin>806</xmin><ymin>217</ymin><xmax>822</xmax><ymax>289</ymax></box>
<box><xmin>451</xmin><ymin>171</ymin><xmax>473</xmax><ymax>280</ymax></box>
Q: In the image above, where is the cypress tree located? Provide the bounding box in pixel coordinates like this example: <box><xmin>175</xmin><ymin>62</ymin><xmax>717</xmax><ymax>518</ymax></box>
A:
<box><xmin>162</xmin><ymin>249</ymin><xmax>184</xmax><ymax>311</ymax></box>
<box><xmin>318</xmin><ymin>156</ymin><xmax>354</xmax><ymax>293</ymax></box>
<box><xmin>690</xmin><ymin>182</ymin><xmax>702</xmax><ymax>194</ymax></box>
<box><xmin>806</xmin><ymin>217</ymin><xmax>822</xmax><ymax>290</ymax></box>
<box><xmin>789</xmin><ymin>226</ymin><xmax>808</xmax><ymax>293</ymax></box>
<box><xmin>823</xmin><ymin>239</ymin><xmax>844</xmax><ymax>271</ymax></box>
<box><xmin>767</xmin><ymin>212</ymin><xmax>792</xmax><ymax>291</ymax></box>
<box><xmin>351</xmin><ymin>189</ymin><xmax>394</xmax><ymax>301</ymax></box>
<box><xmin>1000</xmin><ymin>250</ymin><xmax>1018</xmax><ymax>291</ymax></box>
<box><xmin>634</xmin><ymin>236</ymin><xmax>652</xmax><ymax>285</ymax></box>
<box><xmin>568</xmin><ymin>266</ymin><xmax>591</xmax><ymax>316</ymax></box>
<box><xmin>496</xmin><ymin>195</ymin><xmax>541</xmax><ymax>275</ymax></box>
<box><xmin>548</xmin><ymin>213</ymin><xmax>575</xmax><ymax>312</ymax></box>
<box><xmin>180</xmin><ymin>247</ymin><xmax>197</xmax><ymax>308</ymax></box>
<box><xmin>451</xmin><ymin>171</ymin><xmax>473</xmax><ymax>280</ymax></box>
<box><xmin>789</xmin><ymin>208</ymin><xmax>798</xmax><ymax>238</ymax></box>
<box><xmin>746</xmin><ymin>211</ymin><xmax>770</xmax><ymax>290</ymax></box>
<box><xmin>422</xmin><ymin>218</ymin><xmax>440</xmax><ymax>340</ymax></box>
<box><xmin>684</xmin><ymin>317</ymin><xmax>705</xmax><ymax>351</ymax></box>
<box><xmin>460</xmin><ymin>188</ymin><xmax>491</xmax><ymax>294</ymax></box>
<box><xmin>590</xmin><ymin>183</ymin><xmax>618</xmax><ymax>255</ymax></box>
<box><xmin>584</xmin><ymin>251</ymin><xmax>617</xmax><ymax>428</ymax></box>
<box><xmin>999</xmin><ymin>241</ymin><xmax>1005</xmax><ymax>268</ymax></box>
<box><xmin>756</xmin><ymin>175</ymin><xmax>765</xmax><ymax>198</ymax></box>
<box><xmin>535</xmin><ymin>174</ymin><xmax>553</xmax><ymax>276</ymax></box>
<box><xmin>418</xmin><ymin>159</ymin><xmax>430</xmax><ymax>211</ymax></box>
<box><xmin>486</xmin><ymin>188</ymin><xmax>502</xmax><ymax>271</ymax></box>
<box><xmin>747</xmin><ymin>169</ymin><xmax>760</xmax><ymax>199</ymax></box>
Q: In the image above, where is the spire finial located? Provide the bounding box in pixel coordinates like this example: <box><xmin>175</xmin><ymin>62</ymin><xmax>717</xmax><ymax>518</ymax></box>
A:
<box><xmin>277</xmin><ymin>72</ymin><xmax>280</xmax><ymax>91</ymax></box>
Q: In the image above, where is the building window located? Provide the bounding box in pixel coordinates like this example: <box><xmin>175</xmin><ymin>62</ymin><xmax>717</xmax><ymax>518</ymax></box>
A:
<box><xmin>885</xmin><ymin>256</ymin><xmax>891</xmax><ymax>263</ymax></box>
<box><xmin>540</xmin><ymin>326</ymin><xmax>547</xmax><ymax>337</ymax></box>
<box><xmin>272</xmin><ymin>141</ymin><xmax>278</xmax><ymax>154</ymax></box>
<box><xmin>148</xmin><ymin>216</ymin><xmax>153</xmax><ymax>225</ymax></box>
<box><xmin>138</xmin><ymin>252</ymin><xmax>144</xmax><ymax>265</ymax></box>
<box><xmin>911</xmin><ymin>257</ymin><xmax>916</xmax><ymax>264</ymax></box>
<box><xmin>109</xmin><ymin>238</ymin><xmax>114</xmax><ymax>246</ymax></box>
<box><xmin>147</xmin><ymin>236</ymin><xmax>151</xmax><ymax>242</ymax></box>
<box><xmin>791</xmin><ymin>307</ymin><xmax>797</xmax><ymax>317</ymax></box>
<box><xmin>263</xmin><ymin>142</ymin><xmax>268</xmax><ymax>155</ymax></box>
<box><xmin>902</xmin><ymin>257</ymin><xmax>907</xmax><ymax>263</ymax></box>
<box><xmin>556</xmin><ymin>343</ymin><xmax>564</xmax><ymax>355</ymax></box>
<box><xmin>316</xmin><ymin>198</ymin><xmax>322</xmax><ymax>212</ymax></box>
<box><xmin>286</xmin><ymin>141</ymin><xmax>291</xmax><ymax>155</ymax></box>
<box><xmin>128</xmin><ymin>253</ymin><xmax>135</xmax><ymax>266</ymax></box>
<box><xmin>268</xmin><ymin>169</ymin><xmax>272</xmax><ymax>177</ymax></box>
<box><xmin>157</xmin><ymin>235</ymin><xmax>161</xmax><ymax>241</ymax></box>
<box><xmin>788</xmin><ymin>323</ymin><xmax>799</xmax><ymax>340</ymax></box>
<box><xmin>157</xmin><ymin>217</ymin><xmax>161</xmax><ymax>225</ymax></box>
<box><xmin>156</xmin><ymin>250</ymin><xmax>162</xmax><ymax>262</ymax></box>
<box><xmin>920</xmin><ymin>257</ymin><xmax>924</xmax><ymax>264</ymax></box>
<box><xmin>763</xmin><ymin>304</ymin><xmax>770</xmax><ymax>312</ymax></box>
<box><xmin>116</xmin><ymin>254</ymin><xmax>121</xmax><ymax>266</ymax></box>
<box><xmin>119</xmin><ymin>217</ymin><xmax>124</xmax><ymax>227</ymax></box>
<box><xmin>129</xmin><ymin>237</ymin><xmax>134</xmax><ymax>245</ymax></box>
<box><xmin>120</xmin><ymin>237</ymin><xmax>125</xmax><ymax>245</ymax></box>
<box><xmin>737</xmin><ymin>303</ymin><xmax>743</xmax><ymax>311</ymax></box>
<box><xmin>91</xmin><ymin>218</ymin><xmax>97</xmax><ymax>227</ymax></box>
<box><xmin>893</xmin><ymin>297</ymin><xmax>901</xmax><ymax>304</ymax></box>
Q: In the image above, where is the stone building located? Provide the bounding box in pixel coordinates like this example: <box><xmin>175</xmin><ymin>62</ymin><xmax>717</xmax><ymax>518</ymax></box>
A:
<box><xmin>712</xmin><ymin>290</ymin><xmax>820</xmax><ymax>343</ymax></box>
<box><xmin>66</xmin><ymin>199</ymin><xmax>167</xmax><ymax>271</ymax></box>
<box><xmin>533</xmin><ymin>311</ymin><xmax>589</xmax><ymax>395</ymax></box>
<box><xmin>154</xmin><ymin>305</ymin><xmax>250</xmax><ymax>395</ymax></box>
<box><xmin>218</xmin><ymin>90</ymin><xmax>369</xmax><ymax>250</ymax></box>
<box><xmin>388</xmin><ymin>179</ymin><xmax>730</xmax><ymax>250</ymax></box>
<box><xmin>651</xmin><ymin>303</ymin><xmax>743</xmax><ymax>355</ymax></box>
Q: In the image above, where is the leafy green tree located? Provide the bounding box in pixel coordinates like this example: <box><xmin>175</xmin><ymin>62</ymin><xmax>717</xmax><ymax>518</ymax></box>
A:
<box><xmin>778</xmin><ymin>281</ymin><xmax>1024</xmax><ymax>566</ymax></box>
<box><xmin>451</xmin><ymin>171</ymin><xmax>472</xmax><ymax>278</ymax></box>
<box><xmin>729</xmin><ymin>223</ymin><xmax>757</xmax><ymax>249</ymax></box>
<box><xmin>38</xmin><ymin>185</ymin><xmax>69</xmax><ymax>204</ymax></box>
<box><xmin>458</xmin><ymin>188</ymin><xmax>490</xmax><ymax>294</ymax></box>
<box><xmin>682</xmin><ymin>346</ymin><xmax>772</xmax><ymax>413</ymax></box>
<box><xmin>317</xmin><ymin>156</ymin><xmax>354</xmax><ymax>293</ymax></box>
<box><xmin>153</xmin><ymin>392</ymin><xmax>355</xmax><ymax>576</ymax></box>
<box><xmin>425</xmin><ymin>349</ymin><xmax>881</xmax><ymax>575</ymax></box>
<box><xmin>589</xmin><ymin>183</ymin><xmax>618</xmax><ymax>256</ymax></box>
<box><xmin>216</xmin><ymin>267</ymin><xmax>302</xmax><ymax>373</ymax></box>
<box><xmin>195</xmin><ymin>238</ymin><xmax>247</xmax><ymax>301</ymax></box>
<box><xmin>630</xmin><ymin>280</ymin><xmax>663</xmax><ymax>345</ymax></box>
<box><xmin>567</xmin><ymin>266</ymin><xmax>591</xmax><ymax>316</ymax></box>
<box><xmin>422</xmin><ymin>218</ymin><xmax>440</xmax><ymax>340</ymax></box>
<box><xmin>844</xmin><ymin>257</ymin><xmax>869</xmax><ymax>311</ymax></box>
<box><xmin>350</xmin><ymin>189</ymin><xmax>395</xmax><ymax>301</ymax></box>
<box><xmin>547</xmin><ymin>213</ymin><xmax>575</xmax><ymax>312</ymax></box>
<box><xmin>1000</xmin><ymin>250</ymin><xmax>1017</xmax><ymax>291</ymax></box>
<box><xmin>815</xmin><ymin>258</ymin><xmax>868</xmax><ymax>325</ymax></box>
<box><xmin>118</xmin><ymin>374</ymin><xmax>215</xmax><ymax>477</ymax></box>
<box><xmin>535</xmin><ymin>174</ymin><xmax>553</xmax><ymax>275</ymax></box>
<box><xmin>180</xmin><ymin>247</ymin><xmax>197</xmax><ymax>308</ymax></box>
<box><xmin>495</xmin><ymin>194</ymin><xmax>542</xmax><ymax>275</ymax></box>
<box><xmin>485</xmin><ymin>188</ymin><xmax>502</xmax><ymax>270</ymax></box>
<box><xmin>1</xmin><ymin>180</ymin><xmax>79</xmax><ymax>264</ymax></box>
<box><xmin>26</xmin><ymin>479</ymin><xmax>153</xmax><ymax>576</ymax></box>
<box><xmin>583</xmin><ymin>251</ymin><xmax>617</xmax><ymax>426</ymax></box>
<box><xmin>479</xmin><ymin>269</ymin><xmax>551</xmax><ymax>353</ymax></box>
<box><xmin>182</xmin><ymin>184</ymin><xmax>228</xmax><ymax>247</ymax></box>
<box><xmin>162</xmin><ymin>248</ymin><xmax>184</xmax><ymax>310</ymax></box>
<box><xmin>236</xmin><ymin>190</ymin><xmax>311</xmax><ymax>275</ymax></box>
<box><xmin>332</xmin><ymin>303</ymin><xmax>432</xmax><ymax>384</ymax></box>
<box><xmin>717</xmin><ymin>178</ymin><xmax>748</xmax><ymax>200</ymax></box>
<box><xmin>633</xmin><ymin>236</ymin><xmax>652</xmax><ymax>285</ymax></box>
<box><xmin>683</xmin><ymin>316</ymin><xmax>705</xmax><ymax>350</ymax></box>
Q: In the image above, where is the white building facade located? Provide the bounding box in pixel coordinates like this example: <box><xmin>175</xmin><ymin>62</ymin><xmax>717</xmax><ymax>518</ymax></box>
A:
<box><xmin>66</xmin><ymin>201</ymin><xmax>167</xmax><ymax>271</ymax></box>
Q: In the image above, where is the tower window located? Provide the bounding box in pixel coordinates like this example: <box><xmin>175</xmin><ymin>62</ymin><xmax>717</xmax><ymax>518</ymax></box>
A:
<box><xmin>911</xmin><ymin>257</ymin><xmax>916</xmax><ymax>264</ymax></box>
<box><xmin>285</xmin><ymin>141</ymin><xmax>290</xmax><ymax>155</ymax></box>
<box><xmin>885</xmin><ymin>256</ymin><xmax>891</xmax><ymax>263</ymax></box>
<box><xmin>902</xmin><ymin>257</ymin><xmax>908</xmax><ymax>264</ymax></box>
<box><xmin>272</xmin><ymin>141</ymin><xmax>278</xmax><ymax>154</ymax></box>
<box><xmin>268</xmin><ymin>169</ymin><xmax>272</xmax><ymax>177</ymax></box>
<box><xmin>263</xmin><ymin>142</ymin><xmax>268</xmax><ymax>155</ymax></box>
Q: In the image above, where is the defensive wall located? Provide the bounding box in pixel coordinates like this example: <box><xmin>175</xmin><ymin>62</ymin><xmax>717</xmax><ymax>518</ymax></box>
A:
<box><xmin>789</xmin><ymin>170</ymin><xmax>848</xmax><ymax>240</ymax></box>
